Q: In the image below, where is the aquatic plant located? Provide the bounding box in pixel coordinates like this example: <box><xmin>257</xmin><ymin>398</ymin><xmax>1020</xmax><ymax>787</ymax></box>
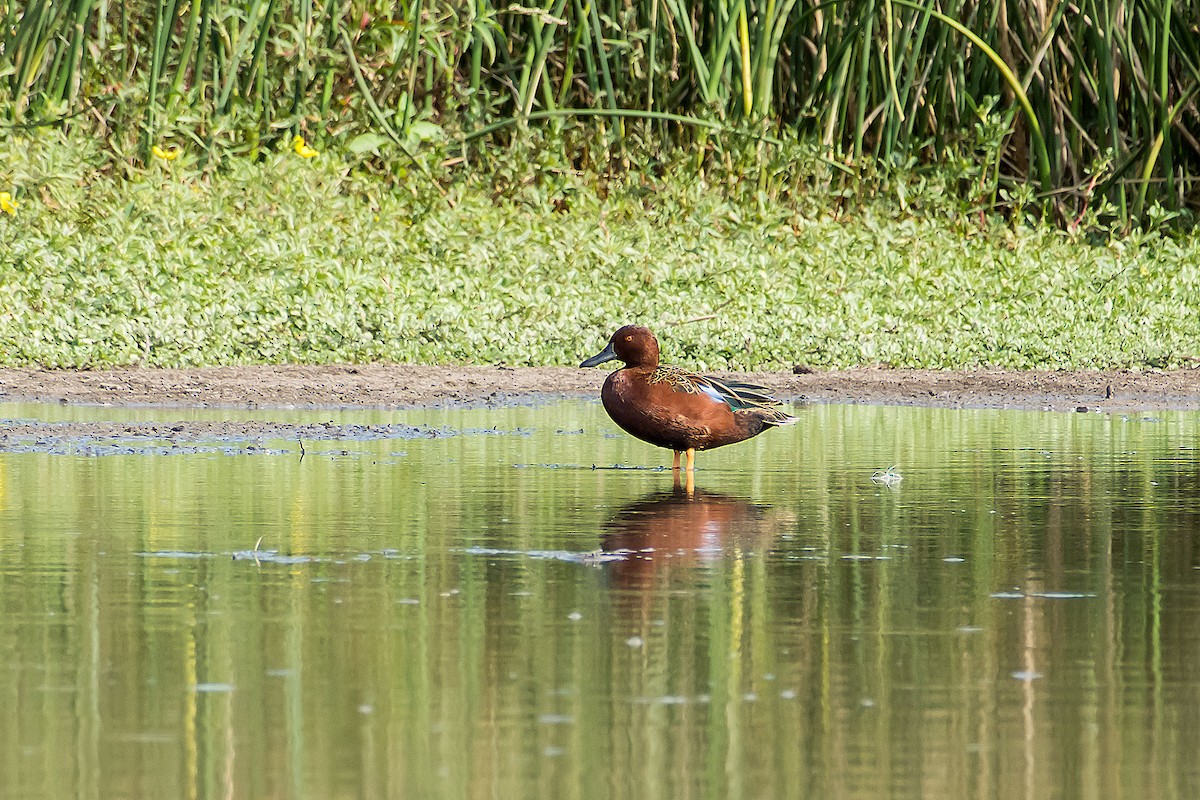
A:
<box><xmin>1</xmin><ymin>0</ymin><xmax>1197</xmax><ymax>226</ymax></box>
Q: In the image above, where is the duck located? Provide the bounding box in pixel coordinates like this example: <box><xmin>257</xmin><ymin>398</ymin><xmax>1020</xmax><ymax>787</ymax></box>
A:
<box><xmin>580</xmin><ymin>325</ymin><xmax>795</xmax><ymax>473</ymax></box>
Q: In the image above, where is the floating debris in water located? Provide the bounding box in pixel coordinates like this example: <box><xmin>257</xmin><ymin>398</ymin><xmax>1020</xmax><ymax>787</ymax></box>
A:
<box><xmin>460</xmin><ymin>546</ymin><xmax>625</xmax><ymax>564</ymax></box>
<box><xmin>138</xmin><ymin>548</ymin><xmax>404</xmax><ymax>565</ymax></box>
<box><xmin>538</xmin><ymin>714</ymin><xmax>574</xmax><ymax>725</ymax></box>
<box><xmin>231</xmin><ymin>550</ymin><xmax>315</xmax><ymax>564</ymax></box>
<box><xmin>192</xmin><ymin>683</ymin><xmax>235</xmax><ymax>693</ymax></box>
<box><xmin>871</xmin><ymin>466</ymin><xmax>903</xmax><ymax>485</ymax></box>
<box><xmin>137</xmin><ymin>550</ymin><xmax>210</xmax><ymax>559</ymax></box>
<box><xmin>633</xmin><ymin>694</ymin><xmax>711</xmax><ymax>706</ymax></box>
<box><xmin>990</xmin><ymin>590</ymin><xmax>1095</xmax><ymax>599</ymax></box>
<box><xmin>592</xmin><ymin>463</ymin><xmax>670</xmax><ymax>471</ymax></box>
<box><xmin>514</xmin><ymin>463</ymin><xmax>669</xmax><ymax>471</ymax></box>
<box><xmin>448</xmin><ymin>426</ymin><xmax>533</xmax><ymax>437</ymax></box>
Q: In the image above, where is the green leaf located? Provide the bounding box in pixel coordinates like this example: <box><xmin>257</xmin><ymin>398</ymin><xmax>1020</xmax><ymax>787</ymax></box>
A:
<box><xmin>407</xmin><ymin>121</ymin><xmax>444</xmax><ymax>143</ymax></box>
<box><xmin>347</xmin><ymin>133</ymin><xmax>392</xmax><ymax>155</ymax></box>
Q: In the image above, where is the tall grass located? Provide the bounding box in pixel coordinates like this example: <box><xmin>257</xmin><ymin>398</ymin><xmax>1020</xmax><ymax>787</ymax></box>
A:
<box><xmin>1</xmin><ymin>0</ymin><xmax>1198</xmax><ymax>225</ymax></box>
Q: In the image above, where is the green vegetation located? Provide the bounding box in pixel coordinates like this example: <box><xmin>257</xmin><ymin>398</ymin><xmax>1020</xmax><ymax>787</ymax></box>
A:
<box><xmin>1</xmin><ymin>131</ymin><xmax>1198</xmax><ymax>370</ymax></box>
<box><xmin>2</xmin><ymin>1</ymin><xmax>1198</xmax><ymax>370</ymax></box>
<box><xmin>2</xmin><ymin>0</ymin><xmax>1198</xmax><ymax>225</ymax></box>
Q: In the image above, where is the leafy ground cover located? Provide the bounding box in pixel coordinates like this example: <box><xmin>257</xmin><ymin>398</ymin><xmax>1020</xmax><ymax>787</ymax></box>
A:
<box><xmin>6</xmin><ymin>0</ymin><xmax>1197</xmax><ymax>226</ymax></box>
<box><xmin>1</xmin><ymin>133</ymin><xmax>1198</xmax><ymax>371</ymax></box>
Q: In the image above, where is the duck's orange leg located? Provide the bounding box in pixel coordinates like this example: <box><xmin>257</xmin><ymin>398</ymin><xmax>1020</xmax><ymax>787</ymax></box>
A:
<box><xmin>672</xmin><ymin>450</ymin><xmax>682</xmax><ymax>470</ymax></box>
<box><xmin>685</xmin><ymin>448</ymin><xmax>695</xmax><ymax>472</ymax></box>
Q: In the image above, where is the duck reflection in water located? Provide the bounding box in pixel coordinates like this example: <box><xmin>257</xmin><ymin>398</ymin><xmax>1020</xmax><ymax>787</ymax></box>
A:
<box><xmin>600</xmin><ymin>482</ymin><xmax>783</xmax><ymax>592</ymax></box>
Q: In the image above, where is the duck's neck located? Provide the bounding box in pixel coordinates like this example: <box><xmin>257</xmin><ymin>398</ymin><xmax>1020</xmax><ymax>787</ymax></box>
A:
<box><xmin>623</xmin><ymin>357</ymin><xmax>659</xmax><ymax>371</ymax></box>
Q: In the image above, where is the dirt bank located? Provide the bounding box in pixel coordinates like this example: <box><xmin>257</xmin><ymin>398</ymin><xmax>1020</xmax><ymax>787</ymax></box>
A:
<box><xmin>1</xmin><ymin>364</ymin><xmax>1199</xmax><ymax>413</ymax></box>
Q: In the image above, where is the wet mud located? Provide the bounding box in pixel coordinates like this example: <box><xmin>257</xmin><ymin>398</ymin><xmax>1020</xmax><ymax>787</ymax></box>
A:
<box><xmin>1</xmin><ymin>364</ymin><xmax>1199</xmax><ymax>453</ymax></box>
<box><xmin>2</xmin><ymin>364</ymin><xmax>1199</xmax><ymax>413</ymax></box>
<box><xmin>0</xmin><ymin>418</ymin><xmax>515</xmax><ymax>456</ymax></box>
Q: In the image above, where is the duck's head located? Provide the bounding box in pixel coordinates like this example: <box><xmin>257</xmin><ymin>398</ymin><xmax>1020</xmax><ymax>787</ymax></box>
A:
<box><xmin>580</xmin><ymin>325</ymin><xmax>660</xmax><ymax>369</ymax></box>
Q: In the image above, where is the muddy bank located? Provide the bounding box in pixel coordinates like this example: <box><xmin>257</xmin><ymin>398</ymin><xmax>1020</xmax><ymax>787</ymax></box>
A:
<box><xmin>0</xmin><ymin>418</ymin><xmax>506</xmax><ymax>456</ymax></box>
<box><xmin>2</xmin><ymin>364</ymin><xmax>1200</xmax><ymax>413</ymax></box>
<box><xmin>1</xmin><ymin>364</ymin><xmax>1197</xmax><ymax>453</ymax></box>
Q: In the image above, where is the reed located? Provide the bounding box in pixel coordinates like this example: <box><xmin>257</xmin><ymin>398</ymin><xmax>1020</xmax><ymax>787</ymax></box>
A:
<box><xmin>1</xmin><ymin>0</ymin><xmax>1197</xmax><ymax>224</ymax></box>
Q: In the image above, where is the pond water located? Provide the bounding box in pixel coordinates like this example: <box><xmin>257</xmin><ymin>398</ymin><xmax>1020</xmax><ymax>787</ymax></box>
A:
<box><xmin>1</xmin><ymin>400</ymin><xmax>1199</xmax><ymax>799</ymax></box>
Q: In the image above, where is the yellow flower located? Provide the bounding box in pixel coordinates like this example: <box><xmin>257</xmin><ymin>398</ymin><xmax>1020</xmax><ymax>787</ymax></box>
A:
<box><xmin>292</xmin><ymin>134</ymin><xmax>319</xmax><ymax>158</ymax></box>
<box><xmin>0</xmin><ymin>192</ymin><xmax>16</xmax><ymax>215</ymax></box>
<box><xmin>152</xmin><ymin>145</ymin><xmax>181</xmax><ymax>161</ymax></box>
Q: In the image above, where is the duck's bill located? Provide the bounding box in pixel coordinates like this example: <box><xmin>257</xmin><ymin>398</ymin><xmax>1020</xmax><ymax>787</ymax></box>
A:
<box><xmin>580</xmin><ymin>340</ymin><xmax>618</xmax><ymax>368</ymax></box>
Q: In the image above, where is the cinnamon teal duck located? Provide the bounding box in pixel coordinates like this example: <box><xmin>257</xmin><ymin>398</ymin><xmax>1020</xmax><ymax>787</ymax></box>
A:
<box><xmin>580</xmin><ymin>325</ymin><xmax>795</xmax><ymax>473</ymax></box>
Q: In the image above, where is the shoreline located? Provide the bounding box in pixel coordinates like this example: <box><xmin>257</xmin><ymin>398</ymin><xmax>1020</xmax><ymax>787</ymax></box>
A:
<box><xmin>1</xmin><ymin>364</ymin><xmax>1199</xmax><ymax>413</ymax></box>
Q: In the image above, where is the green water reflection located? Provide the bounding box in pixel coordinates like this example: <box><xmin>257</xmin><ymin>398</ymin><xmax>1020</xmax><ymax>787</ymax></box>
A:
<box><xmin>1</xmin><ymin>402</ymin><xmax>1199</xmax><ymax>799</ymax></box>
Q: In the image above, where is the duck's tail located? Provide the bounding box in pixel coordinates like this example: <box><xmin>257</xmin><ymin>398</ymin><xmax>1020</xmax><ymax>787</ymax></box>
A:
<box><xmin>756</xmin><ymin>406</ymin><xmax>798</xmax><ymax>427</ymax></box>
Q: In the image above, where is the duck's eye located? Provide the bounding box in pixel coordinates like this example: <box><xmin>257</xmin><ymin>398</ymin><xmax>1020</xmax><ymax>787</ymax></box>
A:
<box><xmin>625</xmin><ymin>335</ymin><xmax>633</xmax><ymax>342</ymax></box>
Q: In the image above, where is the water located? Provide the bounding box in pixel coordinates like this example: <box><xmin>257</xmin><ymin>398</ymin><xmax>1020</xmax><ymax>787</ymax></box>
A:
<box><xmin>1</xmin><ymin>401</ymin><xmax>1199</xmax><ymax>799</ymax></box>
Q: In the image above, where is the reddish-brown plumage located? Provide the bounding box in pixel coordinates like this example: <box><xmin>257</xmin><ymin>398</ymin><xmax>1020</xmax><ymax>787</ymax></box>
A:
<box><xmin>600</xmin><ymin>367</ymin><xmax>765</xmax><ymax>451</ymax></box>
<box><xmin>581</xmin><ymin>325</ymin><xmax>794</xmax><ymax>465</ymax></box>
<box><xmin>601</xmin><ymin>488</ymin><xmax>775</xmax><ymax>590</ymax></box>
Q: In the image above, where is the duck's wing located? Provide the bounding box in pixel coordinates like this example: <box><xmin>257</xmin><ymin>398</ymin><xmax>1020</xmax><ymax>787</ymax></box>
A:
<box><xmin>699</xmin><ymin>377</ymin><xmax>784</xmax><ymax>409</ymax></box>
<box><xmin>651</xmin><ymin>366</ymin><xmax>796</xmax><ymax>424</ymax></box>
